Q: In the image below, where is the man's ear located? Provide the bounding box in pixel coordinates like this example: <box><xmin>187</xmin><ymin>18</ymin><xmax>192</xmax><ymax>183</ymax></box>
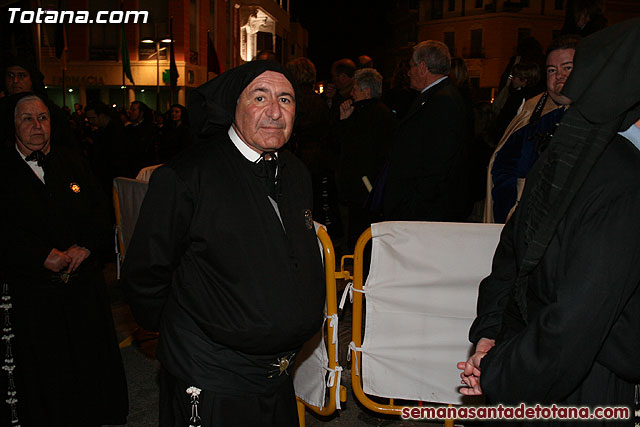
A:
<box><xmin>418</xmin><ymin>61</ymin><xmax>429</xmax><ymax>77</ymax></box>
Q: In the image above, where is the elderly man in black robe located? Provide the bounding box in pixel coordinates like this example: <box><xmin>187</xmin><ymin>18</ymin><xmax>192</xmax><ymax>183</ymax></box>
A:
<box><xmin>458</xmin><ymin>19</ymin><xmax>640</xmax><ymax>425</ymax></box>
<box><xmin>123</xmin><ymin>61</ymin><xmax>325</xmax><ymax>426</ymax></box>
<box><xmin>0</xmin><ymin>93</ymin><xmax>128</xmax><ymax>425</ymax></box>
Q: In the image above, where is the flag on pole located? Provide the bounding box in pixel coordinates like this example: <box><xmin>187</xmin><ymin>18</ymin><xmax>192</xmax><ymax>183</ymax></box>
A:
<box><xmin>169</xmin><ymin>17</ymin><xmax>179</xmax><ymax>88</ymax></box>
<box><xmin>121</xmin><ymin>24</ymin><xmax>134</xmax><ymax>85</ymax></box>
<box><xmin>207</xmin><ymin>32</ymin><xmax>222</xmax><ymax>75</ymax></box>
<box><xmin>54</xmin><ymin>23</ymin><xmax>68</xmax><ymax>70</ymax></box>
<box><xmin>54</xmin><ymin>0</ymin><xmax>68</xmax><ymax>70</ymax></box>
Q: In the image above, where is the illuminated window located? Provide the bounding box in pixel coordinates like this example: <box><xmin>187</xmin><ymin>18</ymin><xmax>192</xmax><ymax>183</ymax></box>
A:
<box><xmin>240</xmin><ymin>8</ymin><xmax>275</xmax><ymax>62</ymax></box>
<box><xmin>138</xmin><ymin>0</ymin><xmax>168</xmax><ymax>61</ymax></box>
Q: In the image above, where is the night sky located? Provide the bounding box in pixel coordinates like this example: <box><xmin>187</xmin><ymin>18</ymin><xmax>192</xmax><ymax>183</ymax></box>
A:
<box><xmin>291</xmin><ymin>0</ymin><xmax>393</xmax><ymax>81</ymax></box>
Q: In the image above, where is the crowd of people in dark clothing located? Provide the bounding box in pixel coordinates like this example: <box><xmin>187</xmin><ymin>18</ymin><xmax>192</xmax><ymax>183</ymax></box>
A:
<box><xmin>0</xmin><ymin>28</ymin><xmax>594</xmax><ymax>253</ymax></box>
<box><xmin>1</xmin><ymin>0</ymin><xmax>612</xmax><ymax>242</ymax></box>
<box><xmin>0</xmin><ymin>48</ymin><xmax>510</xmax><ymax>255</ymax></box>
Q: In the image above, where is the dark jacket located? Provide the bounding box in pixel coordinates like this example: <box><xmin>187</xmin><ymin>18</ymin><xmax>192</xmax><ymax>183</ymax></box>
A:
<box><xmin>471</xmin><ymin>136</ymin><xmax>640</xmax><ymax>413</ymax></box>
<box><xmin>335</xmin><ymin>98</ymin><xmax>397</xmax><ymax>204</ymax></box>
<box><xmin>383</xmin><ymin>78</ymin><xmax>472</xmax><ymax>221</ymax></box>
<box><xmin>157</xmin><ymin>122</ymin><xmax>192</xmax><ymax>163</ymax></box>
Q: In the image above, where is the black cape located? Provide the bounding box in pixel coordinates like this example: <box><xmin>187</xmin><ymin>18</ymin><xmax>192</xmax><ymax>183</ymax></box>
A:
<box><xmin>0</xmin><ymin>145</ymin><xmax>128</xmax><ymax>426</ymax></box>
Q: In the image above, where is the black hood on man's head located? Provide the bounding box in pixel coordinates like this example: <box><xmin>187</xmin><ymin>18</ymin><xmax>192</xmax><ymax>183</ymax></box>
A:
<box><xmin>561</xmin><ymin>17</ymin><xmax>640</xmax><ymax>129</ymax></box>
<box><xmin>2</xmin><ymin>56</ymin><xmax>46</xmax><ymax>95</ymax></box>
<box><xmin>510</xmin><ymin>17</ymin><xmax>640</xmax><ymax>321</ymax></box>
<box><xmin>188</xmin><ymin>60</ymin><xmax>297</xmax><ymax>140</ymax></box>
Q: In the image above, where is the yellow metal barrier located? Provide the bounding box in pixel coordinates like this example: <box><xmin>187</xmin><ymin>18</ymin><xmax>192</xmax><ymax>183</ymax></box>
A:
<box><xmin>296</xmin><ymin>226</ymin><xmax>348</xmax><ymax>426</ymax></box>
<box><xmin>349</xmin><ymin>227</ymin><xmax>403</xmax><ymax>413</ymax></box>
<box><xmin>349</xmin><ymin>226</ymin><xmax>456</xmax><ymax>426</ymax></box>
<box><xmin>112</xmin><ymin>183</ymin><xmax>125</xmax><ymax>263</ymax></box>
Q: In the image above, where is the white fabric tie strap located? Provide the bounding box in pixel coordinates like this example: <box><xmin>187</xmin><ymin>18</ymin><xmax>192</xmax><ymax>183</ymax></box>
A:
<box><xmin>338</xmin><ymin>282</ymin><xmax>352</xmax><ymax>310</ymax></box>
<box><xmin>186</xmin><ymin>386</ymin><xmax>202</xmax><ymax>427</ymax></box>
<box><xmin>338</xmin><ymin>282</ymin><xmax>365</xmax><ymax>310</ymax></box>
<box><xmin>324</xmin><ymin>366</ymin><xmax>343</xmax><ymax>409</ymax></box>
<box><xmin>325</xmin><ymin>313</ymin><xmax>339</xmax><ymax>363</ymax></box>
<box><xmin>347</xmin><ymin>341</ymin><xmax>363</xmax><ymax>376</ymax></box>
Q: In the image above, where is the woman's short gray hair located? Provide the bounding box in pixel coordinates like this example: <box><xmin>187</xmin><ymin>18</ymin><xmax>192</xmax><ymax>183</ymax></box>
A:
<box><xmin>14</xmin><ymin>94</ymin><xmax>48</xmax><ymax>124</ymax></box>
<box><xmin>354</xmin><ymin>68</ymin><xmax>383</xmax><ymax>99</ymax></box>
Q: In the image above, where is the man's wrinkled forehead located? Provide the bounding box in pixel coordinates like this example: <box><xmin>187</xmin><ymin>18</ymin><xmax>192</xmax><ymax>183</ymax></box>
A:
<box><xmin>14</xmin><ymin>98</ymin><xmax>49</xmax><ymax>125</ymax></box>
<box><xmin>237</xmin><ymin>70</ymin><xmax>295</xmax><ymax>101</ymax></box>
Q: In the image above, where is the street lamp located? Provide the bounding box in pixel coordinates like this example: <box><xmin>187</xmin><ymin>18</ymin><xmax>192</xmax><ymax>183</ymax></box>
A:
<box><xmin>142</xmin><ymin>33</ymin><xmax>172</xmax><ymax>111</ymax></box>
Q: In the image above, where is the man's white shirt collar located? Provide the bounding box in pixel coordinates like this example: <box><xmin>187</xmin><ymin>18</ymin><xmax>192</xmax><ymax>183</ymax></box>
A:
<box><xmin>619</xmin><ymin>123</ymin><xmax>640</xmax><ymax>151</ymax></box>
<box><xmin>228</xmin><ymin>126</ymin><xmax>262</xmax><ymax>162</ymax></box>
<box><xmin>228</xmin><ymin>125</ymin><xmax>283</xmax><ymax>224</ymax></box>
<box><xmin>421</xmin><ymin>76</ymin><xmax>448</xmax><ymax>94</ymax></box>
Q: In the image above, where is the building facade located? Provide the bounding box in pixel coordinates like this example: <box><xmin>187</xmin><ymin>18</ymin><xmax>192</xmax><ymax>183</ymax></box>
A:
<box><xmin>418</xmin><ymin>0</ymin><xmax>564</xmax><ymax>98</ymax></box>
<box><xmin>415</xmin><ymin>0</ymin><xmax>640</xmax><ymax>99</ymax></box>
<box><xmin>26</xmin><ymin>0</ymin><xmax>303</xmax><ymax>111</ymax></box>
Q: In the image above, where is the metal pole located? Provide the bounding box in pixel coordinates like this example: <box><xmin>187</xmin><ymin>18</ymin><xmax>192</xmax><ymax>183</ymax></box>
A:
<box><xmin>156</xmin><ymin>40</ymin><xmax>160</xmax><ymax>111</ymax></box>
<box><xmin>62</xmin><ymin>68</ymin><xmax>66</xmax><ymax>107</ymax></box>
<box><xmin>122</xmin><ymin>68</ymin><xmax>126</xmax><ymax>108</ymax></box>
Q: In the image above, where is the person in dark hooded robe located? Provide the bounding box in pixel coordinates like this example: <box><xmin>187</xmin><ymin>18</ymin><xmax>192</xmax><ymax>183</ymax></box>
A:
<box><xmin>1</xmin><ymin>56</ymin><xmax>81</xmax><ymax>153</ymax></box>
<box><xmin>0</xmin><ymin>92</ymin><xmax>128</xmax><ymax>426</ymax></box>
<box><xmin>122</xmin><ymin>60</ymin><xmax>325</xmax><ymax>426</ymax></box>
<box><xmin>459</xmin><ymin>18</ymin><xmax>640</xmax><ymax>426</ymax></box>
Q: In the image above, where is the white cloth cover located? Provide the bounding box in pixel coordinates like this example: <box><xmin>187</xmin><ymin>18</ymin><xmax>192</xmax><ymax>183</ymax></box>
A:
<box><xmin>293</xmin><ymin>326</ymin><xmax>329</xmax><ymax>407</ymax></box>
<box><xmin>135</xmin><ymin>163</ymin><xmax>163</xmax><ymax>182</ymax></box>
<box><xmin>113</xmin><ymin>177</ymin><xmax>149</xmax><ymax>258</ymax></box>
<box><xmin>360</xmin><ymin>221</ymin><xmax>502</xmax><ymax>404</ymax></box>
